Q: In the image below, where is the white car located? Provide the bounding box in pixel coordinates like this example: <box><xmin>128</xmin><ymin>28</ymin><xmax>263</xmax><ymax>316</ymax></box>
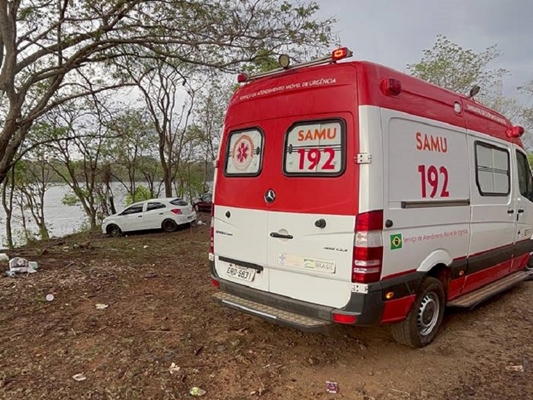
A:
<box><xmin>102</xmin><ymin>198</ymin><xmax>196</xmax><ymax>236</ymax></box>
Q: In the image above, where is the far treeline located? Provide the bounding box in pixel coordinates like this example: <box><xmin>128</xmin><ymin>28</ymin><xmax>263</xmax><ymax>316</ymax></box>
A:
<box><xmin>0</xmin><ymin>1</ymin><xmax>532</xmax><ymax>248</ymax></box>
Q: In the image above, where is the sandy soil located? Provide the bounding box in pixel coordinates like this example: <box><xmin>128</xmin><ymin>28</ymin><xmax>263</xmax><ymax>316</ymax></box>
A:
<box><xmin>1</xmin><ymin>217</ymin><xmax>532</xmax><ymax>399</ymax></box>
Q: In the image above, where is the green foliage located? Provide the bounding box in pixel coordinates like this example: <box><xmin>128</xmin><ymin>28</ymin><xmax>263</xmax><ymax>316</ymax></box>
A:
<box><xmin>527</xmin><ymin>153</ymin><xmax>533</xmax><ymax>166</ymax></box>
<box><xmin>125</xmin><ymin>185</ymin><xmax>152</xmax><ymax>206</ymax></box>
<box><xmin>62</xmin><ymin>192</ymin><xmax>82</xmax><ymax>207</ymax></box>
<box><xmin>0</xmin><ymin>0</ymin><xmax>337</xmax><ymax>190</ymax></box>
<box><xmin>407</xmin><ymin>35</ymin><xmax>508</xmax><ymax>95</ymax></box>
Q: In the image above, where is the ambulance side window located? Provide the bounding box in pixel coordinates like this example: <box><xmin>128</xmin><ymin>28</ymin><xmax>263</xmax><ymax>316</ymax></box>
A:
<box><xmin>516</xmin><ymin>151</ymin><xmax>533</xmax><ymax>201</ymax></box>
<box><xmin>224</xmin><ymin>128</ymin><xmax>264</xmax><ymax>177</ymax></box>
<box><xmin>283</xmin><ymin>119</ymin><xmax>346</xmax><ymax>176</ymax></box>
<box><xmin>474</xmin><ymin>142</ymin><xmax>510</xmax><ymax>196</ymax></box>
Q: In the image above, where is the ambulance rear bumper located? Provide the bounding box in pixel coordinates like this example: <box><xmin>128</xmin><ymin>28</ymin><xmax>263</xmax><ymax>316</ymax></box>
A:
<box><xmin>210</xmin><ymin>261</ymin><xmax>423</xmax><ymax>330</ymax></box>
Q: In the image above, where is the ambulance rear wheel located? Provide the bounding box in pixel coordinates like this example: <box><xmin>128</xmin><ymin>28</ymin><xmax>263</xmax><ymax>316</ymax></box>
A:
<box><xmin>391</xmin><ymin>277</ymin><xmax>445</xmax><ymax>348</ymax></box>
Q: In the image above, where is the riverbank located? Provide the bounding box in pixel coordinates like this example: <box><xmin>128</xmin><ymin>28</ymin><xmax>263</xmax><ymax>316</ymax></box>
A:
<box><xmin>1</xmin><ymin>216</ymin><xmax>532</xmax><ymax>399</ymax></box>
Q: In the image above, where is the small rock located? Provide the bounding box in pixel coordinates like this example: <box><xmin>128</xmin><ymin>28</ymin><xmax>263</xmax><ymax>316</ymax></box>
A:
<box><xmin>217</xmin><ymin>345</ymin><xmax>226</xmax><ymax>352</ymax></box>
<box><xmin>168</xmin><ymin>363</ymin><xmax>180</xmax><ymax>374</ymax></box>
<box><xmin>189</xmin><ymin>387</ymin><xmax>206</xmax><ymax>396</ymax></box>
<box><xmin>308</xmin><ymin>357</ymin><xmax>319</xmax><ymax>365</ymax></box>
<box><xmin>368</xmin><ymin>371</ymin><xmax>374</xmax><ymax>376</ymax></box>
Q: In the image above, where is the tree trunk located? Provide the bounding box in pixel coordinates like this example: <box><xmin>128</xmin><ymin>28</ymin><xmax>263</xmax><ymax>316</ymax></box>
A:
<box><xmin>1</xmin><ymin>172</ymin><xmax>14</xmax><ymax>249</ymax></box>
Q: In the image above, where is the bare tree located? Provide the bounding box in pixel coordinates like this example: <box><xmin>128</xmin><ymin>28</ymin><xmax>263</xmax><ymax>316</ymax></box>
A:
<box><xmin>0</xmin><ymin>0</ymin><xmax>335</xmax><ymax>186</ymax></box>
<box><xmin>43</xmin><ymin>101</ymin><xmax>113</xmax><ymax>230</ymax></box>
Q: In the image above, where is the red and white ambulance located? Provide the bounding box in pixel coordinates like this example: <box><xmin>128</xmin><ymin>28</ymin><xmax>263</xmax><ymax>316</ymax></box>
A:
<box><xmin>209</xmin><ymin>48</ymin><xmax>533</xmax><ymax>347</ymax></box>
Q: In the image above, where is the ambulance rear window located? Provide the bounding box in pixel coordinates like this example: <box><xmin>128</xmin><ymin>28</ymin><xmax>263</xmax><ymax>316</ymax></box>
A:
<box><xmin>224</xmin><ymin>128</ymin><xmax>264</xmax><ymax>176</ymax></box>
<box><xmin>283</xmin><ymin>119</ymin><xmax>346</xmax><ymax>176</ymax></box>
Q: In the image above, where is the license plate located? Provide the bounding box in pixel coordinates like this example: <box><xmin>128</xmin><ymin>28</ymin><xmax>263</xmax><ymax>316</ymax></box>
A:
<box><xmin>226</xmin><ymin>264</ymin><xmax>256</xmax><ymax>282</ymax></box>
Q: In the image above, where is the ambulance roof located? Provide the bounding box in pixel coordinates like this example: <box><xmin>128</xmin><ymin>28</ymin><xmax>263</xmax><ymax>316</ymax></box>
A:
<box><xmin>232</xmin><ymin>59</ymin><xmax>523</xmax><ymax>147</ymax></box>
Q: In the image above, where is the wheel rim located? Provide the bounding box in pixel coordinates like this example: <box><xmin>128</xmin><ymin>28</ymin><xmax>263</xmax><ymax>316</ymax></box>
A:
<box><xmin>526</xmin><ymin>253</ymin><xmax>533</xmax><ymax>271</ymax></box>
<box><xmin>164</xmin><ymin>221</ymin><xmax>174</xmax><ymax>231</ymax></box>
<box><xmin>109</xmin><ymin>226</ymin><xmax>119</xmax><ymax>236</ymax></box>
<box><xmin>416</xmin><ymin>292</ymin><xmax>440</xmax><ymax>337</ymax></box>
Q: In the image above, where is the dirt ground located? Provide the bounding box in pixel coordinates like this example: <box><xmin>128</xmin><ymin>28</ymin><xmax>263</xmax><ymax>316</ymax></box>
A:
<box><xmin>1</xmin><ymin>216</ymin><xmax>532</xmax><ymax>400</ymax></box>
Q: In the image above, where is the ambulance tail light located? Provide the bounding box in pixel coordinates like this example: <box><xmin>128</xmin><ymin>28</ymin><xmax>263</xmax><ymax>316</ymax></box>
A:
<box><xmin>237</xmin><ymin>73</ymin><xmax>248</xmax><ymax>83</ymax></box>
<box><xmin>507</xmin><ymin>125</ymin><xmax>525</xmax><ymax>138</ymax></box>
<box><xmin>352</xmin><ymin>211</ymin><xmax>384</xmax><ymax>283</ymax></box>
<box><xmin>380</xmin><ymin>78</ymin><xmax>402</xmax><ymax>96</ymax></box>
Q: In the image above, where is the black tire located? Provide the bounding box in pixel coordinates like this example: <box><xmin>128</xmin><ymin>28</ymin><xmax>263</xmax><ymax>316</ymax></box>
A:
<box><xmin>106</xmin><ymin>224</ymin><xmax>122</xmax><ymax>237</ymax></box>
<box><xmin>391</xmin><ymin>277</ymin><xmax>445</xmax><ymax>348</ymax></box>
<box><xmin>525</xmin><ymin>253</ymin><xmax>533</xmax><ymax>281</ymax></box>
<box><xmin>162</xmin><ymin>219</ymin><xmax>177</xmax><ymax>232</ymax></box>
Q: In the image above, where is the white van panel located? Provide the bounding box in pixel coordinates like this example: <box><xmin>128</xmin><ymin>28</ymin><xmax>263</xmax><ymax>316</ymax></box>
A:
<box><xmin>358</xmin><ymin>106</ymin><xmax>385</xmax><ymax>214</ymax></box>
<box><xmin>213</xmin><ymin>206</ymin><xmax>269</xmax><ymax>292</ymax></box>
<box><xmin>379</xmin><ymin>108</ymin><xmax>471</xmax><ymax>278</ymax></box>
<box><xmin>465</xmin><ymin>134</ymin><xmax>515</xmax><ymax>271</ymax></box>
<box><xmin>268</xmin><ymin>211</ymin><xmax>355</xmax><ymax>308</ymax></box>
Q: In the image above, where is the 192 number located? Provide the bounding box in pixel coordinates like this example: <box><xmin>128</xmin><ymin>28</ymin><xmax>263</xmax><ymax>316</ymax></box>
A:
<box><xmin>298</xmin><ymin>148</ymin><xmax>336</xmax><ymax>170</ymax></box>
<box><xmin>418</xmin><ymin>165</ymin><xmax>450</xmax><ymax>198</ymax></box>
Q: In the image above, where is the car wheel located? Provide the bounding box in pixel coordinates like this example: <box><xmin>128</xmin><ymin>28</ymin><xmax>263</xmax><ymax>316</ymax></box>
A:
<box><xmin>525</xmin><ymin>252</ymin><xmax>533</xmax><ymax>280</ymax></box>
<box><xmin>106</xmin><ymin>224</ymin><xmax>122</xmax><ymax>237</ymax></box>
<box><xmin>162</xmin><ymin>219</ymin><xmax>177</xmax><ymax>232</ymax></box>
<box><xmin>391</xmin><ymin>277</ymin><xmax>445</xmax><ymax>348</ymax></box>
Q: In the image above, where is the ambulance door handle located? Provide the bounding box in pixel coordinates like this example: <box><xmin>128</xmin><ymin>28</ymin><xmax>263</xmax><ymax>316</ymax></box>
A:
<box><xmin>508</xmin><ymin>209</ymin><xmax>515</xmax><ymax>214</ymax></box>
<box><xmin>518</xmin><ymin>208</ymin><xmax>525</xmax><ymax>214</ymax></box>
<box><xmin>270</xmin><ymin>232</ymin><xmax>294</xmax><ymax>240</ymax></box>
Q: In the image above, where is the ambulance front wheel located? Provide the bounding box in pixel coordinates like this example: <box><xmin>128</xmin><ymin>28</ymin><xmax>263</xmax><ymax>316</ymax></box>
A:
<box><xmin>390</xmin><ymin>277</ymin><xmax>445</xmax><ymax>348</ymax></box>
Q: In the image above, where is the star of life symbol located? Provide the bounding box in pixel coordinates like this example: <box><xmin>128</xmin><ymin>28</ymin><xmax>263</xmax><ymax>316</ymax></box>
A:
<box><xmin>237</xmin><ymin>142</ymin><xmax>249</xmax><ymax>163</ymax></box>
<box><xmin>278</xmin><ymin>253</ymin><xmax>286</xmax><ymax>265</ymax></box>
<box><xmin>232</xmin><ymin>134</ymin><xmax>254</xmax><ymax>171</ymax></box>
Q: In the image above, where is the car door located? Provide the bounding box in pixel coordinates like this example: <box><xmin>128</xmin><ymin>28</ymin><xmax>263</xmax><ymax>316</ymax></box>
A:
<box><xmin>143</xmin><ymin>201</ymin><xmax>167</xmax><ymax>230</ymax></box>
<box><xmin>119</xmin><ymin>203</ymin><xmax>145</xmax><ymax>232</ymax></box>
<box><xmin>266</xmin><ymin>115</ymin><xmax>358</xmax><ymax>309</ymax></box>
<box><xmin>464</xmin><ymin>138</ymin><xmax>516</xmax><ymax>292</ymax></box>
<box><xmin>512</xmin><ymin>146</ymin><xmax>533</xmax><ymax>272</ymax></box>
<box><xmin>213</xmin><ymin>125</ymin><xmax>270</xmax><ymax>293</ymax></box>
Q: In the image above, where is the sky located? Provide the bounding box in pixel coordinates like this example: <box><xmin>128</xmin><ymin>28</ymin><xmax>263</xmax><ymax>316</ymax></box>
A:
<box><xmin>316</xmin><ymin>0</ymin><xmax>533</xmax><ymax>98</ymax></box>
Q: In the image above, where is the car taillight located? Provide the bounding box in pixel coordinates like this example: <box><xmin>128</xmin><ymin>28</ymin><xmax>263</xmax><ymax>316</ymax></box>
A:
<box><xmin>352</xmin><ymin>211</ymin><xmax>383</xmax><ymax>283</ymax></box>
<box><xmin>171</xmin><ymin>209</ymin><xmax>182</xmax><ymax>215</ymax></box>
<box><xmin>332</xmin><ymin>312</ymin><xmax>357</xmax><ymax>324</ymax></box>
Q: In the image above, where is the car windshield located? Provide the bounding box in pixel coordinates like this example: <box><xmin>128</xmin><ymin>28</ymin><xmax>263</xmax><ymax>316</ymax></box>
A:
<box><xmin>170</xmin><ymin>198</ymin><xmax>188</xmax><ymax>206</ymax></box>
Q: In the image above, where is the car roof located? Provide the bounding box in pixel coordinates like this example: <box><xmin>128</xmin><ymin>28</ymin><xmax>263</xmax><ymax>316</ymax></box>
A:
<box><xmin>128</xmin><ymin>197</ymin><xmax>186</xmax><ymax>206</ymax></box>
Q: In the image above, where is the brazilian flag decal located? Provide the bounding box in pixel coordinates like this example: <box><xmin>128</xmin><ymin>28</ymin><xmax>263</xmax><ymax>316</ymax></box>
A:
<box><xmin>390</xmin><ymin>234</ymin><xmax>403</xmax><ymax>250</ymax></box>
